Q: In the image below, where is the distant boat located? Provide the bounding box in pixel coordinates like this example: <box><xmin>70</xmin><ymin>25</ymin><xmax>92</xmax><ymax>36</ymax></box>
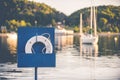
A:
<box><xmin>80</xmin><ymin>5</ymin><xmax>98</xmax><ymax>44</ymax></box>
<box><xmin>55</xmin><ymin>25</ymin><xmax>74</xmax><ymax>35</ymax></box>
<box><xmin>55</xmin><ymin>28</ymin><xmax>66</xmax><ymax>35</ymax></box>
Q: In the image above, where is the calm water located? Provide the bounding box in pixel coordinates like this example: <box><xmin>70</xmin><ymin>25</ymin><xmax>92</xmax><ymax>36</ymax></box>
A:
<box><xmin>0</xmin><ymin>33</ymin><xmax>120</xmax><ymax>80</ymax></box>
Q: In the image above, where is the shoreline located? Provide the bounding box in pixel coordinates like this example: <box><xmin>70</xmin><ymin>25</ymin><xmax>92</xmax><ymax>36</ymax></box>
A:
<box><xmin>98</xmin><ymin>32</ymin><xmax>120</xmax><ymax>36</ymax></box>
<box><xmin>0</xmin><ymin>33</ymin><xmax>17</xmax><ymax>37</ymax></box>
<box><xmin>0</xmin><ymin>32</ymin><xmax>120</xmax><ymax>37</ymax></box>
<box><xmin>74</xmin><ymin>32</ymin><xmax>120</xmax><ymax>36</ymax></box>
<box><xmin>0</xmin><ymin>33</ymin><xmax>8</xmax><ymax>37</ymax></box>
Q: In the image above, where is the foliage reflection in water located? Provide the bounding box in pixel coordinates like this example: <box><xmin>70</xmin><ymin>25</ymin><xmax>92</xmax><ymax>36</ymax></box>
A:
<box><xmin>0</xmin><ymin>34</ymin><xmax>120</xmax><ymax>80</ymax></box>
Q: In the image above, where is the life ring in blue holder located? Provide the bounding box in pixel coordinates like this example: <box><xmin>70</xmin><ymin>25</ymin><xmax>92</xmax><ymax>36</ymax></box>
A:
<box><xmin>25</xmin><ymin>35</ymin><xmax>53</xmax><ymax>54</ymax></box>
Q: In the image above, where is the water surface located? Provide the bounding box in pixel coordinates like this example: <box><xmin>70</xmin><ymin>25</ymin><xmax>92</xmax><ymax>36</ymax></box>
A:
<box><xmin>0</xmin><ymin>33</ymin><xmax>120</xmax><ymax>80</ymax></box>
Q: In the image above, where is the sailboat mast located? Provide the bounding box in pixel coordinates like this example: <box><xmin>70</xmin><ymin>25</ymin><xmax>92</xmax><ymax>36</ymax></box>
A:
<box><xmin>93</xmin><ymin>6</ymin><xmax>97</xmax><ymax>36</ymax></box>
<box><xmin>80</xmin><ymin>13</ymin><xmax>82</xmax><ymax>36</ymax></box>
<box><xmin>90</xmin><ymin>6</ymin><xmax>93</xmax><ymax>34</ymax></box>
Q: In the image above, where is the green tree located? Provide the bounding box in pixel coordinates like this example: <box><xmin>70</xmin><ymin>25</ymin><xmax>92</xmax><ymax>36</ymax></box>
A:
<box><xmin>20</xmin><ymin>20</ymin><xmax>27</xmax><ymax>26</ymax></box>
<box><xmin>100</xmin><ymin>18</ymin><xmax>108</xmax><ymax>25</ymax></box>
<box><xmin>114</xmin><ymin>26</ymin><xmax>119</xmax><ymax>33</ymax></box>
<box><xmin>51</xmin><ymin>19</ymin><xmax>56</xmax><ymax>26</ymax></box>
<box><xmin>74</xmin><ymin>26</ymin><xmax>79</xmax><ymax>32</ymax></box>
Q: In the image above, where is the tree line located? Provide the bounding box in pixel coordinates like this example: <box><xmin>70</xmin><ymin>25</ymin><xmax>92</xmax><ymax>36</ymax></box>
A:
<box><xmin>68</xmin><ymin>5</ymin><xmax>120</xmax><ymax>33</ymax></box>
<box><xmin>0</xmin><ymin>0</ymin><xmax>67</xmax><ymax>32</ymax></box>
<box><xmin>0</xmin><ymin>0</ymin><xmax>120</xmax><ymax>33</ymax></box>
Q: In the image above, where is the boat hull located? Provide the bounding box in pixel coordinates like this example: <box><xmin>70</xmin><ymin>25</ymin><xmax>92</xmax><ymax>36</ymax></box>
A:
<box><xmin>81</xmin><ymin>35</ymin><xmax>98</xmax><ymax>44</ymax></box>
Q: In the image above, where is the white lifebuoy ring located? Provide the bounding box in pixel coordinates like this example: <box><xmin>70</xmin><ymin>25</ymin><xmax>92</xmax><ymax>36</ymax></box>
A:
<box><xmin>25</xmin><ymin>35</ymin><xmax>53</xmax><ymax>54</ymax></box>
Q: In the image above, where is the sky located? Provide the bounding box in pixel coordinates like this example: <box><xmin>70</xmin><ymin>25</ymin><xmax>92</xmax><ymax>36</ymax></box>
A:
<box><xmin>30</xmin><ymin>0</ymin><xmax>120</xmax><ymax>15</ymax></box>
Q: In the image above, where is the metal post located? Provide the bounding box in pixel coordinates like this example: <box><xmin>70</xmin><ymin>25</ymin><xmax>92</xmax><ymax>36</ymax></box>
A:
<box><xmin>35</xmin><ymin>67</ymin><xmax>37</xmax><ymax>80</ymax></box>
<box><xmin>35</xmin><ymin>20</ymin><xmax>37</xmax><ymax>27</ymax></box>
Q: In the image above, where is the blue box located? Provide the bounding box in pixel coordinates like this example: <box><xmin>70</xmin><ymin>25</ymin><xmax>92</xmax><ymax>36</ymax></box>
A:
<box><xmin>17</xmin><ymin>27</ymin><xmax>55</xmax><ymax>67</ymax></box>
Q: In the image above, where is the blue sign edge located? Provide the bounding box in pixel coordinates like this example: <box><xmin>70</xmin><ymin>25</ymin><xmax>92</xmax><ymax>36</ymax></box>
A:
<box><xmin>17</xmin><ymin>53</ymin><xmax>56</xmax><ymax>67</ymax></box>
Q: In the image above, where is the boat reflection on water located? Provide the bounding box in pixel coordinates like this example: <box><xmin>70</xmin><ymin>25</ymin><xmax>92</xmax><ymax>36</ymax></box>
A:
<box><xmin>0</xmin><ymin>33</ymin><xmax>17</xmax><ymax>63</ymax></box>
<box><xmin>7</xmin><ymin>33</ymin><xmax>17</xmax><ymax>55</ymax></box>
<box><xmin>79</xmin><ymin>37</ymin><xmax>98</xmax><ymax>57</ymax></box>
<box><xmin>55</xmin><ymin>35</ymin><xmax>73</xmax><ymax>50</ymax></box>
<box><xmin>55</xmin><ymin>35</ymin><xmax>98</xmax><ymax>58</ymax></box>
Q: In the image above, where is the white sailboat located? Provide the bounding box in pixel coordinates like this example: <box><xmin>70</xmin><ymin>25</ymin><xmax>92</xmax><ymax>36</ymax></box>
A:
<box><xmin>80</xmin><ymin>5</ymin><xmax>98</xmax><ymax>44</ymax></box>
